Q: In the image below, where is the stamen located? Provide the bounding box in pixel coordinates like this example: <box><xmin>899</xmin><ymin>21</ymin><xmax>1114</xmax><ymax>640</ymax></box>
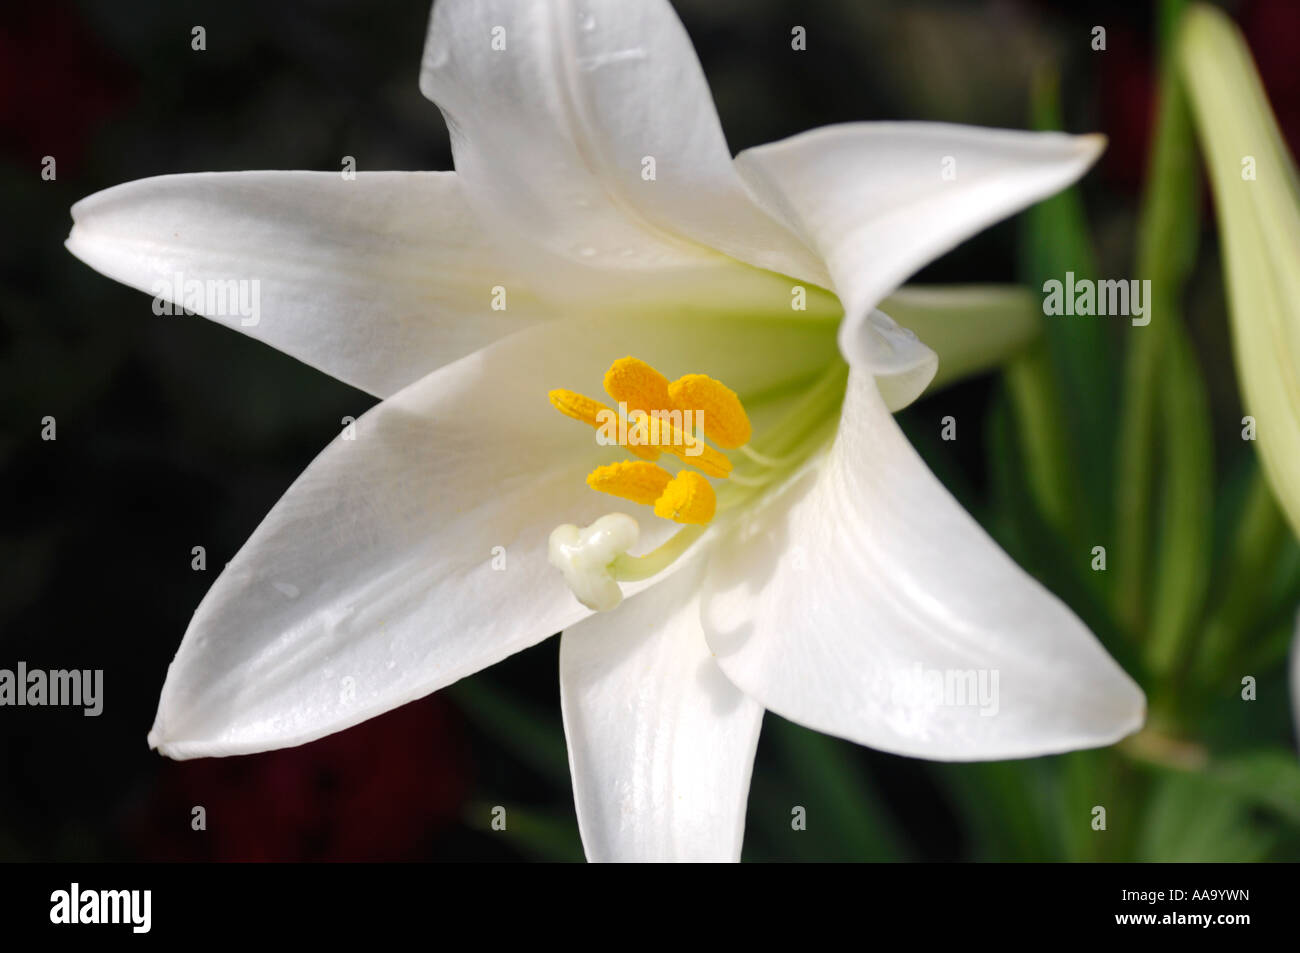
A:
<box><xmin>545</xmin><ymin>358</ymin><xmax>844</xmax><ymax>610</ymax></box>
<box><xmin>586</xmin><ymin>460</ymin><xmax>673</xmax><ymax>505</ymax></box>
<box><xmin>548</xmin><ymin>387</ymin><xmax>604</xmax><ymax>427</ymax></box>
<box><xmin>604</xmin><ymin>356</ymin><xmax>673</xmax><ymax>413</ymax></box>
<box><xmin>657</xmin><ymin>435</ymin><xmax>732</xmax><ymax>478</ymax></box>
<box><xmin>737</xmin><ymin>443</ymin><xmax>800</xmax><ymax>468</ymax></box>
<box><xmin>668</xmin><ymin>374</ymin><xmax>752</xmax><ymax>448</ymax></box>
<box><xmin>652</xmin><ymin>471</ymin><xmax>716</xmax><ymax>525</ymax></box>
<box><xmin>548</xmin><ymin>388</ymin><xmax>661</xmax><ymax>461</ymax></box>
<box><xmin>601</xmin><ymin>359</ymin><xmax>732</xmax><ymax>476</ymax></box>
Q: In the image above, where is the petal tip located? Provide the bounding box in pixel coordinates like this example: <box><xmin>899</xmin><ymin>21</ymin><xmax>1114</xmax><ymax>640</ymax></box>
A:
<box><xmin>1078</xmin><ymin>131</ymin><xmax>1108</xmax><ymax>161</ymax></box>
<box><xmin>146</xmin><ymin>726</ymin><xmax>179</xmax><ymax>759</ymax></box>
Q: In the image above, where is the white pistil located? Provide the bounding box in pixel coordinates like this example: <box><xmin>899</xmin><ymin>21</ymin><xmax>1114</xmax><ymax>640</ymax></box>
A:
<box><xmin>548</xmin><ymin>513</ymin><xmax>640</xmax><ymax>611</ymax></box>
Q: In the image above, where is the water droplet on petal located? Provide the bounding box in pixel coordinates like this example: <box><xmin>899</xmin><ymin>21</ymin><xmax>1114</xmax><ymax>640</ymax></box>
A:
<box><xmin>578</xmin><ymin>11</ymin><xmax>596</xmax><ymax>32</ymax></box>
<box><xmin>273</xmin><ymin>581</ymin><xmax>300</xmax><ymax>599</ymax></box>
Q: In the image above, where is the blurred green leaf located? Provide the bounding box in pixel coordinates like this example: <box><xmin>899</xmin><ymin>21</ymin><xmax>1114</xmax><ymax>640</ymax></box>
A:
<box><xmin>1197</xmin><ymin>464</ymin><xmax>1292</xmax><ymax>679</ymax></box>
<box><xmin>1013</xmin><ymin>68</ymin><xmax>1112</xmax><ymax>546</ymax></box>
<box><xmin>1002</xmin><ymin>347</ymin><xmax>1080</xmax><ymax>546</ymax></box>
<box><xmin>1179</xmin><ymin>4</ymin><xmax>1300</xmax><ymax>541</ymax></box>
<box><xmin>986</xmin><ymin>398</ymin><xmax>1146</xmax><ymax>679</ymax></box>
<box><xmin>1147</xmin><ymin>331</ymin><xmax>1213</xmax><ymax>674</ymax></box>
<box><xmin>938</xmin><ymin>760</ymin><xmax>1060</xmax><ymax>862</ymax></box>
<box><xmin>1210</xmin><ymin>750</ymin><xmax>1300</xmax><ymax>828</ymax></box>
<box><xmin>1057</xmin><ymin>749</ymin><xmax>1134</xmax><ymax>861</ymax></box>
<box><xmin>1137</xmin><ymin>771</ymin><xmax>1275</xmax><ymax>861</ymax></box>
<box><xmin>448</xmin><ymin>678</ymin><xmax>571</xmax><ymax>789</ymax></box>
<box><xmin>464</xmin><ymin>801</ymin><xmax>583</xmax><ymax>862</ymax></box>
<box><xmin>747</xmin><ymin>717</ymin><xmax>907</xmax><ymax>862</ymax></box>
<box><xmin>1115</xmin><ymin>0</ymin><xmax>1212</xmax><ymax>674</ymax></box>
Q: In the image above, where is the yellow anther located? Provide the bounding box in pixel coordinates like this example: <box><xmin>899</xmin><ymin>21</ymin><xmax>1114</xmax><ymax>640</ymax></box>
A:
<box><xmin>549</xmin><ymin>388</ymin><xmax>605</xmax><ymax>427</ymax></box>
<box><xmin>549</xmin><ymin>388</ymin><xmax>660</xmax><ymax>461</ymax></box>
<box><xmin>604</xmin><ymin>356</ymin><xmax>673</xmax><ymax>413</ymax></box>
<box><xmin>669</xmin><ymin>374</ymin><xmax>752</xmax><ymax>449</ymax></box>
<box><xmin>653</xmin><ymin>471</ymin><xmax>717</xmax><ymax>525</ymax></box>
<box><xmin>586</xmin><ymin>460</ymin><xmax>673</xmax><ymax>505</ymax></box>
<box><xmin>602</xmin><ymin>358</ymin><xmax>732</xmax><ymax>473</ymax></box>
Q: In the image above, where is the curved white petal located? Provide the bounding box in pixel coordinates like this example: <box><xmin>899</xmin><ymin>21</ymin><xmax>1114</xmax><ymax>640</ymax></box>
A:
<box><xmin>67</xmin><ymin>171</ymin><xmax>549</xmax><ymax>398</ymax></box>
<box><xmin>560</xmin><ymin>555</ymin><xmax>763</xmax><ymax>862</ymax></box>
<box><xmin>735</xmin><ymin>122</ymin><xmax>1105</xmax><ymax>399</ymax></box>
<box><xmin>151</xmin><ymin>313</ymin><xmax>836</xmax><ymax>758</ymax></box>
<box><xmin>701</xmin><ymin>370</ymin><xmax>1145</xmax><ymax>761</ymax></box>
<box><xmin>880</xmin><ymin>284</ymin><xmax>1041</xmax><ymax>393</ymax></box>
<box><xmin>418</xmin><ymin>0</ymin><xmax>825</xmax><ymax>301</ymax></box>
<box><xmin>856</xmin><ymin>308</ymin><xmax>939</xmax><ymax>412</ymax></box>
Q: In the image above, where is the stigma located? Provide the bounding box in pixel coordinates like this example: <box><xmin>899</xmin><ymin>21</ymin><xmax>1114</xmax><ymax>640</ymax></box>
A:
<box><xmin>548</xmin><ymin>514</ymin><xmax>640</xmax><ymax>612</ymax></box>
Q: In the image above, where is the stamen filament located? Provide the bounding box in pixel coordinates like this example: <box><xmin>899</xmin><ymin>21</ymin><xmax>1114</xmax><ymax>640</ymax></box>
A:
<box><xmin>717</xmin><ymin>415</ymin><xmax>841</xmax><ymax>514</ymax></box>
<box><xmin>736</xmin><ymin>443</ymin><xmax>801</xmax><ymax>468</ymax></box>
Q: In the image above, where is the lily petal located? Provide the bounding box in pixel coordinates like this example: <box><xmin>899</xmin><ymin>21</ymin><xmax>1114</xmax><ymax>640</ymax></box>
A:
<box><xmin>701</xmin><ymin>370</ymin><xmax>1145</xmax><ymax>761</ymax></box>
<box><xmin>67</xmin><ymin>171</ymin><xmax>547</xmax><ymax>398</ymax></box>
<box><xmin>879</xmin><ymin>284</ymin><xmax>1041</xmax><ymax>393</ymax></box>
<box><xmin>418</xmin><ymin>0</ymin><xmax>825</xmax><ymax>299</ymax></box>
<box><xmin>735</xmin><ymin>123</ymin><xmax>1104</xmax><ymax>401</ymax></box>
<box><xmin>560</xmin><ymin>555</ymin><xmax>763</xmax><ymax>862</ymax></box>
<box><xmin>151</xmin><ymin>313</ymin><xmax>836</xmax><ymax>759</ymax></box>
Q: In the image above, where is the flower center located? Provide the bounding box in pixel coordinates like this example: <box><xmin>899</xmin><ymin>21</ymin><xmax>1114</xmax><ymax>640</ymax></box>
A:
<box><xmin>546</xmin><ymin>355</ymin><xmax>847</xmax><ymax>610</ymax></box>
<box><xmin>549</xmin><ymin>356</ymin><xmax>749</xmax><ymax>524</ymax></box>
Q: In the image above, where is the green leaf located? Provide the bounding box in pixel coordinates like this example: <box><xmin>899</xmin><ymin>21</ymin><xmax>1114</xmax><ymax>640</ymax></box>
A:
<box><xmin>1015</xmin><ymin>67</ymin><xmax>1112</xmax><ymax>543</ymax></box>
<box><xmin>747</xmin><ymin>716</ymin><xmax>908</xmax><ymax>862</ymax></box>
<box><xmin>1197</xmin><ymin>463</ymin><xmax>1293</xmax><ymax>679</ymax></box>
<box><xmin>937</xmin><ymin>760</ymin><xmax>1061</xmax><ymax>861</ymax></box>
<box><xmin>1179</xmin><ymin>4</ymin><xmax>1300</xmax><ymax>541</ymax></box>
<box><xmin>447</xmin><ymin>678</ymin><xmax>571</xmax><ymax>789</ymax></box>
<box><xmin>1210</xmin><ymin>750</ymin><xmax>1300</xmax><ymax>828</ymax></box>
<box><xmin>1137</xmin><ymin>771</ymin><xmax>1276</xmax><ymax>861</ymax></box>
<box><xmin>1114</xmin><ymin>0</ymin><xmax>1213</xmax><ymax>672</ymax></box>
<box><xmin>464</xmin><ymin>801</ymin><xmax>584</xmax><ymax>862</ymax></box>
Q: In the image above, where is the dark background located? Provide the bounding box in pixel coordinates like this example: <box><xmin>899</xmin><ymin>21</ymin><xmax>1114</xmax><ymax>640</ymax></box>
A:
<box><xmin>2</xmin><ymin>0</ymin><xmax>1297</xmax><ymax>861</ymax></box>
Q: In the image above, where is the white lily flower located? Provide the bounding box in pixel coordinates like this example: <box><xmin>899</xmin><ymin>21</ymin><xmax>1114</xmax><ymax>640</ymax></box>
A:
<box><xmin>66</xmin><ymin>0</ymin><xmax>1144</xmax><ymax>861</ymax></box>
